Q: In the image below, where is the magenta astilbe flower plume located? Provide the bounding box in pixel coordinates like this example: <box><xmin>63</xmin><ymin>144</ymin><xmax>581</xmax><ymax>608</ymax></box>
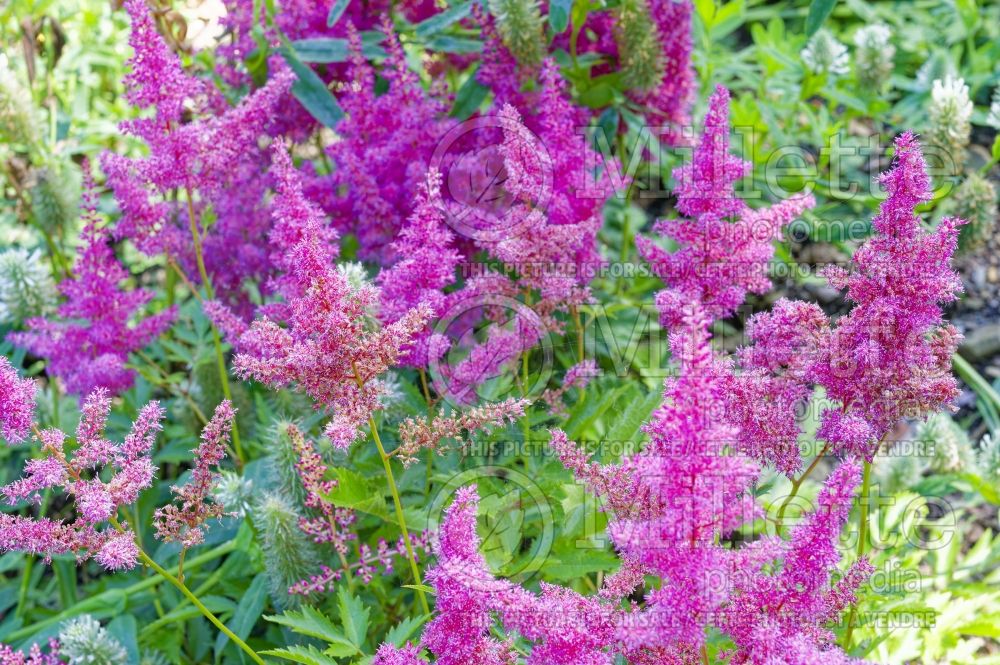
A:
<box><xmin>372</xmin><ymin>643</ymin><xmax>425</xmax><ymax>665</ymax></box>
<box><xmin>0</xmin><ymin>639</ymin><xmax>64</xmax><ymax>665</ymax></box>
<box><xmin>0</xmin><ymin>389</ymin><xmax>164</xmax><ymax>570</ymax></box>
<box><xmin>377</xmin><ymin>169</ymin><xmax>461</xmax><ymax>369</ymax></box>
<box><xmin>812</xmin><ymin>132</ymin><xmax>965</xmax><ymax>460</ymax></box>
<box><xmin>232</xmin><ymin>141</ymin><xmax>431</xmax><ymax>449</ymax></box>
<box><xmin>0</xmin><ymin>357</ymin><xmax>35</xmax><ymax>444</ymax></box>
<box><xmin>719</xmin><ymin>460</ymin><xmax>872</xmax><ymax>664</ymax></box>
<box><xmin>637</xmin><ymin>85</ymin><xmax>814</xmax><ymax>328</ymax></box>
<box><xmin>10</xmin><ymin>170</ymin><xmax>175</xmax><ymax>397</ymax></box>
<box><xmin>324</xmin><ymin>20</ymin><xmax>449</xmax><ymax>261</ymax></box>
<box><xmin>153</xmin><ymin>401</ymin><xmax>234</xmax><ymax>549</ymax></box>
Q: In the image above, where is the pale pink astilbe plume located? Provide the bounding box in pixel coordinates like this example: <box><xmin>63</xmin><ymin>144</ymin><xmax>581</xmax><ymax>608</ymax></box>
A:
<box><xmin>232</xmin><ymin>141</ymin><xmax>431</xmax><ymax>449</ymax></box>
<box><xmin>419</xmin><ymin>486</ymin><xmax>621</xmax><ymax>665</ymax></box>
<box><xmin>718</xmin><ymin>460</ymin><xmax>873</xmax><ymax>664</ymax></box>
<box><xmin>396</xmin><ymin>398</ymin><xmax>529</xmax><ymax>465</ymax></box>
<box><xmin>0</xmin><ymin>357</ymin><xmax>36</xmax><ymax>444</ymax></box>
<box><xmin>10</xmin><ymin>169</ymin><xmax>175</xmax><ymax>398</ymax></box>
<box><xmin>377</xmin><ymin>169</ymin><xmax>462</xmax><ymax>369</ymax></box>
<box><xmin>540</xmin><ymin>359</ymin><xmax>599</xmax><ymax>416</ymax></box>
<box><xmin>290</xmin><ymin>532</ymin><xmax>432</xmax><ymax>595</ymax></box>
<box><xmin>0</xmin><ymin>389</ymin><xmax>164</xmax><ymax>571</ymax></box>
<box><xmin>152</xmin><ymin>401</ymin><xmax>234</xmax><ymax>549</ymax></box>
<box><xmin>636</xmin><ymin>85</ymin><xmax>814</xmax><ymax>329</ymax></box>
<box><xmin>0</xmin><ymin>640</ymin><xmax>64</xmax><ymax>665</ymax></box>
<box><xmin>324</xmin><ymin>20</ymin><xmax>449</xmax><ymax>261</ymax></box>
<box><xmin>726</xmin><ymin>299</ymin><xmax>830</xmax><ymax>475</ymax></box>
<box><xmin>283</xmin><ymin>424</ymin><xmax>355</xmax><ymax>560</ymax></box>
<box><xmin>813</xmin><ymin>132</ymin><xmax>965</xmax><ymax>460</ymax></box>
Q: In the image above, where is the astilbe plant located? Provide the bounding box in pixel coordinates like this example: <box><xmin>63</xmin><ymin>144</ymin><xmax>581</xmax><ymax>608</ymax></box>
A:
<box><xmin>0</xmin><ymin>640</ymin><xmax>63</xmax><ymax>665</ymax></box>
<box><xmin>10</xmin><ymin>168</ymin><xmax>175</xmax><ymax>398</ymax></box>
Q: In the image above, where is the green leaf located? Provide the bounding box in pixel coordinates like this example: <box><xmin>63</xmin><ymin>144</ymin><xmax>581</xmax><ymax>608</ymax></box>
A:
<box><xmin>327</xmin><ymin>0</ymin><xmax>350</xmax><ymax>27</ymax></box>
<box><xmin>954</xmin><ymin>0</ymin><xmax>978</xmax><ymax>34</ymax></box>
<box><xmin>804</xmin><ymin>0</ymin><xmax>837</xmax><ymax>36</ymax></box>
<box><xmin>337</xmin><ymin>588</ymin><xmax>370</xmax><ymax>648</ymax></box>
<box><xmin>261</xmin><ymin>646</ymin><xmax>342</xmax><ymax>665</ymax></box>
<box><xmin>215</xmin><ymin>573</ymin><xmax>269</xmax><ymax>657</ymax></box>
<box><xmin>402</xmin><ymin>584</ymin><xmax>435</xmax><ymax>595</ymax></box>
<box><xmin>384</xmin><ymin>614</ymin><xmax>430</xmax><ymax>647</ymax></box>
<box><xmin>292</xmin><ymin>33</ymin><xmax>386</xmax><ymax>63</ymax></box>
<box><xmin>415</xmin><ymin>1</ymin><xmax>473</xmax><ymax>37</ymax></box>
<box><xmin>604</xmin><ymin>388</ymin><xmax>660</xmax><ymax>450</ymax></box>
<box><xmin>280</xmin><ymin>47</ymin><xmax>344</xmax><ymax>128</ymax></box>
<box><xmin>321</xmin><ymin>467</ymin><xmax>390</xmax><ymax>520</ymax></box>
<box><xmin>427</xmin><ymin>35</ymin><xmax>483</xmax><ymax>54</ymax></box>
<box><xmin>991</xmin><ymin>135</ymin><xmax>1000</xmax><ymax>162</ymax></box>
<box><xmin>549</xmin><ymin>0</ymin><xmax>572</xmax><ymax>33</ymax></box>
<box><xmin>450</xmin><ymin>70</ymin><xmax>489</xmax><ymax>120</ymax></box>
<box><xmin>264</xmin><ymin>606</ymin><xmax>359</xmax><ymax>655</ymax></box>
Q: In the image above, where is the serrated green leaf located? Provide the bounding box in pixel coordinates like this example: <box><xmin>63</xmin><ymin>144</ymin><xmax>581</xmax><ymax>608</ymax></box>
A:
<box><xmin>604</xmin><ymin>388</ymin><xmax>659</xmax><ymax>451</ymax></box>
<box><xmin>337</xmin><ymin>587</ymin><xmax>370</xmax><ymax>648</ymax></box>
<box><xmin>264</xmin><ymin>606</ymin><xmax>358</xmax><ymax>654</ymax></box>
<box><xmin>321</xmin><ymin>467</ymin><xmax>390</xmax><ymax>519</ymax></box>
<box><xmin>261</xmin><ymin>645</ymin><xmax>342</xmax><ymax>665</ymax></box>
<box><xmin>384</xmin><ymin>614</ymin><xmax>430</xmax><ymax>647</ymax></box>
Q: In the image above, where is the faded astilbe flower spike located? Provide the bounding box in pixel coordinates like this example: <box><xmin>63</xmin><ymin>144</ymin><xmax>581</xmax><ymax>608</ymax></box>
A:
<box><xmin>853</xmin><ymin>24</ymin><xmax>895</xmax><ymax>91</ymax></box>
<box><xmin>153</xmin><ymin>401</ymin><xmax>234</xmax><ymax>550</ymax></box>
<box><xmin>615</xmin><ymin>0</ymin><xmax>665</xmax><ymax>91</ymax></box>
<box><xmin>0</xmin><ymin>356</ymin><xmax>36</xmax><ymax>445</ymax></box>
<box><xmin>540</xmin><ymin>359</ymin><xmax>599</xmax><ymax>417</ymax></box>
<box><xmin>395</xmin><ymin>397</ymin><xmax>529</xmax><ymax>466</ymax></box>
<box><xmin>942</xmin><ymin>172</ymin><xmax>998</xmax><ymax>251</ymax></box>
<box><xmin>232</xmin><ymin>140</ymin><xmax>431</xmax><ymax>450</ymax></box>
<box><xmin>252</xmin><ymin>491</ymin><xmax>320</xmax><ymax>607</ymax></box>
<box><xmin>801</xmin><ymin>29</ymin><xmax>849</xmax><ymax>76</ymax></box>
<box><xmin>0</xmin><ymin>388</ymin><xmax>164</xmax><ymax>570</ymax></box>
<box><xmin>928</xmin><ymin>76</ymin><xmax>972</xmax><ymax>175</ymax></box>
<box><xmin>10</xmin><ymin>164</ymin><xmax>176</xmax><ymax>398</ymax></box>
<box><xmin>487</xmin><ymin>0</ymin><xmax>545</xmax><ymax>67</ymax></box>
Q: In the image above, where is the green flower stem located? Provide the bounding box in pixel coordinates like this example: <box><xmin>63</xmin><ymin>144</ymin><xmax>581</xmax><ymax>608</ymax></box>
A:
<box><xmin>842</xmin><ymin>459</ymin><xmax>874</xmax><ymax>649</ymax></box>
<box><xmin>775</xmin><ymin>442</ymin><xmax>830</xmax><ymax>530</ymax></box>
<box><xmin>368</xmin><ymin>415</ymin><xmax>432</xmax><ymax>616</ymax></box>
<box><xmin>953</xmin><ymin>353</ymin><xmax>1000</xmax><ymax>414</ymax></box>
<box><xmin>183</xmin><ymin>186</ymin><xmax>244</xmax><ymax>464</ymax></box>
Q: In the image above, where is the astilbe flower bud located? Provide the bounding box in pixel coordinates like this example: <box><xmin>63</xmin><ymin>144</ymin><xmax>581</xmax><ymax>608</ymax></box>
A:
<box><xmin>801</xmin><ymin>29</ymin><xmax>849</xmax><ymax>76</ymax></box>
<box><xmin>57</xmin><ymin>615</ymin><xmax>127</xmax><ymax>665</ymax></box>
<box><xmin>231</xmin><ymin>140</ymin><xmax>431</xmax><ymax>450</ymax></box>
<box><xmin>852</xmin><ymin>24</ymin><xmax>894</xmax><ymax>91</ymax></box>
<box><xmin>540</xmin><ymin>359</ymin><xmax>599</xmax><ymax>416</ymax></box>
<box><xmin>928</xmin><ymin>76</ymin><xmax>972</xmax><ymax>174</ymax></box>
<box><xmin>252</xmin><ymin>491</ymin><xmax>320</xmax><ymax>607</ymax></box>
<box><xmin>396</xmin><ymin>398</ymin><xmax>529</xmax><ymax>466</ymax></box>
<box><xmin>0</xmin><ymin>249</ymin><xmax>56</xmax><ymax>326</ymax></box>
<box><xmin>637</xmin><ymin>85</ymin><xmax>815</xmax><ymax>329</ymax></box>
<box><xmin>153</xmin><ymin>401</ymin><xmax>234</xmax><ymax>549</ymax></box>
<box><xmin>0</xmin><ymin>356</ymin><xmax>36</xmax><ymax>445</ymax></box>
<box><xmin>615</xmin><ymin>0</ymin><xmax>665</xmax><ymax>91</ymax></box>
<box><xmin>0</xmin><ymin>640</ymin><xmax>64</xmax><ymax>665</ymax></box>
<box><xmin>815</xmin><ymin>132</ymin><xmax>964</xmax><ymax>460</ymax></box>
<box><xmin>0</xmin><ymin>389</ymin><xmax>164</xmax><ymax>570</ymax></box>
<box><xmin>942</xmin><ymin>172</ymin><xmax>997</xmax><ymax>252</ymax></box>
<box><xmin>10</xmin><ymin>167</ymin><xmax>175</xmax><ymax>398</ymax></box>
<box><xmin>488</xmin><ymin>0</ymin><xmax>545</xmax><ymax>67</ymax></box>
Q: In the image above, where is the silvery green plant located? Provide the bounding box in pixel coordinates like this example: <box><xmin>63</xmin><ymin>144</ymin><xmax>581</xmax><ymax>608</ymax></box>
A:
<box><xmin>801</xmin><ymin>29</ymin><xmax>849</xmax><ymax>76</ymax></box>
<box><xmin>30</xmin><ymin>160</ymin><xmax>81</xmax><ymax>234</ymax></box>
<box><xmin>853</xmin><ymin>24</ymin><xmax>894</xmax><ymax>91</ymax></box>
<box><xmin>940</xmin><ymin>172</ymin><xmax>998</xmax><ymax>251</ymax></box>
<box><xmin>928</xmin><ymin>76</ymin><xmax>972</xmax><ymax>174</ymax></box>
<box><xmin>0</xmin><ymin>248</ymin><xmax>57</xmax><ymax>325</ymax></box>
<box><xmin>616</xmin><ymin>0</ymin><xmax>665</xmax><ymax>91</ymax></box>
<box><xmin>0</xmin><ymin>54</ymin><xmax>38</xmax><ymax>146</ymax></box>
<box><xmin>58</xmin><ymin>615</ymin><xmax>127</xmax><ymax>665</ymax></box>
<box><xmin>252</xmin><ymin>491</ymin><xmax>320</xmax><ymax>607</ymax></box>
<box><xmin>987</xmin><ymin>85</ymin><xmax>1000</xmax><ymax>130</ymax></box>
<box><xmin>213</xmin><ymin>470</ymin><xmax>254</xmax><ymax>518</ymax></box>
<box><xmin>915</xmin><ymin>50</ymin><xmax>957</xmax><ymax>92</ymax></box>
<box><xmin>488</xmin><ymin>0</ymin><xmax>545</xmax><ymax>67</ymax></box>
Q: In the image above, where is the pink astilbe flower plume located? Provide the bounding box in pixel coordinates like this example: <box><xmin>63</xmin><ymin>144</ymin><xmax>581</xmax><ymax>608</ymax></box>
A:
<box><xmin>377</xmin><ymin>169</ymin><xmax>462</xmax><ymax>369</ymax></box>
<box><xmin>813</xmin><ymin>132</ymin><xmax>965</xmax><ymax>460</ymax></box>
<box><xmin>636</xmin><ymin>85</ymin><xmax>815</xmax><ymax>328</ymax></box>
<box><xmin>153</xmin><ymin>401</ymin><xmax>234</xmax><ymax>549</ymax></box>
<box><xmin>10</xmin><ymin>167</ymin><xmax>175</xmax><ymax>397</ymax></box>
<box><xmin>0</xmin><ymin>357</ymin><xmax>36</xmax><ymax>444</ymax></box>
<box><xmin>231</xmin><ymin>140</ymin><xmax>431</xmax><ymax>449</ymax></box>
<box><xmin>719</xmin><ymin>460</ymin><xmax>873</xmax><ymax>664</ymax></box>
<box><xmin>396</xmin><ymin>397</ymin><xmax>529</xmax><ymax>466</ymax></box>
<box><xmin>0</xmin><ymin>640</ymin><xmax>64</xmax><ymax>665</ymax></box>
<box><xmin>0</xmin><ymin>389</ymin><xmax>164</xmax><ymax>570</ymax></box>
